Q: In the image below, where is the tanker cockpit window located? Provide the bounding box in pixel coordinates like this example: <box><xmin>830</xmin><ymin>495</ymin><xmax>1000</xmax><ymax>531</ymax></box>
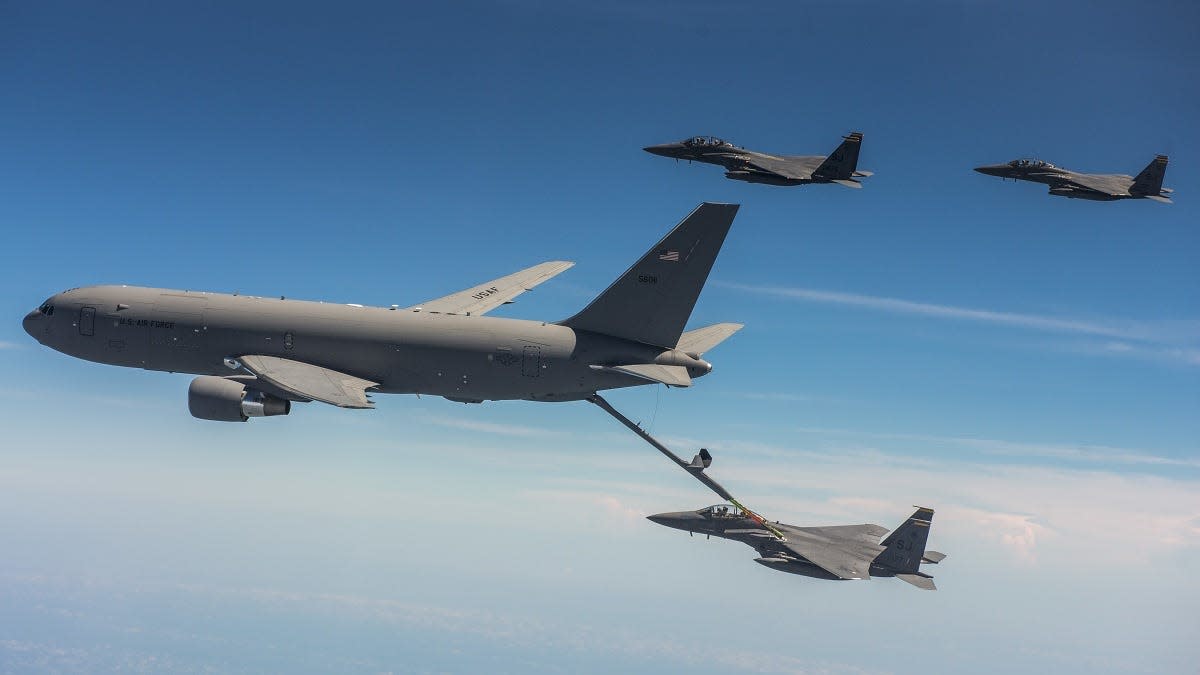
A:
<box><xmin>38</xmin><ymin>303</ymin><xmax>55</xmax><ymax>316</ymax></box>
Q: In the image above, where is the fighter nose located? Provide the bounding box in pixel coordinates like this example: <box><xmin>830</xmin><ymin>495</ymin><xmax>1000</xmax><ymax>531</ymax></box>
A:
<box><xmin>647</xmin><ymin>512</ymin><xmax>696</xmax><ymax>526</ymax></box>
<box><xmin>974</xmin><ymin>164</ymin><xmax>1005</xmax><ymax>176</ymax></box>
<box><xmin>643</xmin><ymin>144</ymin><xmax>677</xmax><ymax>157</ymax></box>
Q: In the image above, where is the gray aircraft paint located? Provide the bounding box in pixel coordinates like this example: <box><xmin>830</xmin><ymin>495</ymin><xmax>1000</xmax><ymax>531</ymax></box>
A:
<box><xmin>23</xmin><ymin>203</ymin><xmax>742</xmax><ymax>420</ymax></box>
<box><xmin>648</xmin><ymin>505</ymin><xmax>944</xmax><ymax>589</ymax></box>
<box><xmin>974</xmin><ymin>155</ymin><xmax>1173</xmax><ymax>202</ymax></box>
<box><xmin>589</xmin><ymin>394</ymin><xmax>945</xmax><ymax>589</ymax></box>
<box><xmin>644</xmin><ymin>132</ymin><xmax>872</xmax><ymax>187</ymax></box>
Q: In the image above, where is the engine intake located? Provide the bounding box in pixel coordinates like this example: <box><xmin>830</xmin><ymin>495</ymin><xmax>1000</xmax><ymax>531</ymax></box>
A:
<box><xmin>188</xmin><ymin>376</ymin><xmax>291</xmax><ymax>422</ymax></box>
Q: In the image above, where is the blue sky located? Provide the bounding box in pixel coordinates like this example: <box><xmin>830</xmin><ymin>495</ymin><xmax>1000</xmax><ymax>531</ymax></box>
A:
<box><xmin>1</xmin><ymin>1</ymin><xmax>1198</xmax><ymax>673</ymax></box>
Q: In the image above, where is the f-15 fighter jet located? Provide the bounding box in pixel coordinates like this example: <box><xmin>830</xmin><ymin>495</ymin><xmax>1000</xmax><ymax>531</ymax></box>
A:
<box><xmin>649</xmin><ymin>504</ymin><xmax>946</xmax><ymax>589</ymax></box>
<box><xmin>586</xmin><ymin>396</ymin><xmax>947</xmax><ymax>590</ymax></box>
<box><xmin>644</xmin><ymin>132</ymin><xmax>872</xmax><ymax>188</ymax></box>
<box><xmin>974</xmin><ymin>155</ymin><xmax>1173</xmax><ymax>203</ymax></box>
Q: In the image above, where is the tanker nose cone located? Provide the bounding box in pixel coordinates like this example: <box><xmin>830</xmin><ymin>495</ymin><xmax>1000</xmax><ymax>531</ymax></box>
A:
<box><xmin>22</xmin><ymin>309</ymin><xmax>41</xmax><ymax>340</ymax></box>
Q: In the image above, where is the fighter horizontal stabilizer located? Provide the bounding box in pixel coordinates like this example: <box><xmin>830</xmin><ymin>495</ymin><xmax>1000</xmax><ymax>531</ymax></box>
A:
<box><xmin>1144</xmin><ymin>195</ymin><xmax>1173</xmax><ymax>204</ymax></box>
<box><xmin>410</xmin><ymin>260</ymin><xmax>575</xmax><ymax>316</ymax></box>
<box><xmin>853</xmin><ymin>170</ymin><xmax>874</xmax><ymax>177</ymax></box>
<box><xmin>831</xmin><ymin>179</ymin><xmax>863</xmax><ymax>189</ymax></box>
<box><xmin>589</xmin><ymin>363</ymin><xmax>692</xmax><ymax>387</ymax></box>
<box><xmin>895</xmin><ymin>573</ymin><xmax>937</xmax><ymax>591</ymax></box>
<box><xmin>237</xmin><ymin>354</ymin><xmax>378</xmax><ymax>409</ymax></box>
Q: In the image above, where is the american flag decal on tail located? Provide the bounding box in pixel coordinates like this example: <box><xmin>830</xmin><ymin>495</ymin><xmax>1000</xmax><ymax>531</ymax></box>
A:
<box><xmin>658</xmin><ymin>249</ymin><xmax>680</xmax><ymax>262</ymax></box>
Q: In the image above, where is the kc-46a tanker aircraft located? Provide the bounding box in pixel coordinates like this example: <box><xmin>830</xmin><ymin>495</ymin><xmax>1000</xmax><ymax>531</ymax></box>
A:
<box><xmin>23</xmin><ymin>203</ymin><xmax>743</xmax><ymax>422</ymax></box>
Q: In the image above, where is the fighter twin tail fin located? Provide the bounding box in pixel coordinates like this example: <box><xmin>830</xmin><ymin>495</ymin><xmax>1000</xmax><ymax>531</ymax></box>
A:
<box><xmin>1132</xmin><ymin>154</ymin><xmax>1170</xmax><ymax>199</ymax></box>
<box><xmin>814</xmin><ymin>131</ymin><xmax>864</xmax><ymax>181</ymax></box>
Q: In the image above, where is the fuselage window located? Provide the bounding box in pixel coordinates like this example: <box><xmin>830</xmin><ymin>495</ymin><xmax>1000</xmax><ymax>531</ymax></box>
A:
<box><xmin>284</xmin><ymin>332</ymin><xmax>294</xmax><ymax>350</ymax></box>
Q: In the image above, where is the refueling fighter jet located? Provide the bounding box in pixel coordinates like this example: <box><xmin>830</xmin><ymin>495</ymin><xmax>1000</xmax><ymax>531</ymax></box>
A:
<box><xmin>23</xmin><ymin>204</ymin><xmax>743</xmax><ymax>422</ymax></box>
<box><xmin>586</xmin><ymin>395</ymin><xmax>946</xmax><ymax>589</ymax></box>
<box><xmin>974</xmin><ymin>155</ymin><xmax>1173</xmax><ymax>202</ymax></box>
<box><xmin>644</xmin><ymin>133</ymin><xmax>872</xmax><ymax>188</ymax></box>
<box><xmin>649</xmin><ymin>504</ymin><xmax>946</xmax><ymax>589</ymax></box>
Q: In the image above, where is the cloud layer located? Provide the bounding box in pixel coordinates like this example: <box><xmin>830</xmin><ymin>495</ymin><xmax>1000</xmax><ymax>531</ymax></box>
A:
<box><xmin>718</xmin><ymin>281</ymin><xmax>1200</xmax><ymax>366</ymax></box>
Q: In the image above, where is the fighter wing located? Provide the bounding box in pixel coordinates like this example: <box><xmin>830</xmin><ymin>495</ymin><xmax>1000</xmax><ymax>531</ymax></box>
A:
<box><xmin>238</xmin><ymin>354</ymin><xmax>378</xmax><ymax>409</ymax></box>
<box><xmin>409</xmin><ymin>261</ymin><xmax>574</xmax><ymax>316</ymax></box>
<box><xmin>1058</xmin><ymin>173</ymin><xmax>1126</xmax><ymax>196</ymax></box>
<box><xmin>779</xmin><ymin>538</ymin><xmax>874</xmax><ymax>580</ymax></box>
<box><xmin>740</xmin><ymin>156</ymin><xmax>815</xmax><ymax>180</ymax></box>
<box><xmin>800</xmin><ymin>524</ymin><xmax>890</xmax><ymax>543</ymax></box>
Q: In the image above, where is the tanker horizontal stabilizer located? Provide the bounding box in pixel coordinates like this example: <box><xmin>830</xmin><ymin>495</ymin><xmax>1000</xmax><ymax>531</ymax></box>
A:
<box><xmin>590</xmin><ymin>363</ymin><xmax>692</xmax><ymax>387</ymax></box>
<box><xmin>676</xmin><ymin>323</ymin><xmax>743</xmax><ymax>356</ymax></box>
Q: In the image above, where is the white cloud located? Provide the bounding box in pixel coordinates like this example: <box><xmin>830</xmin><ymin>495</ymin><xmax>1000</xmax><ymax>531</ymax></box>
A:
<box><xmin>717</xmin><ymin>281</ymin><xmax>1200</xmax><ymax>366</ymax></box>
<box><xmin>423</xmin><ymin>413</ymin><xmax>565</xmax><ymax>438</ymax></box>
<box><xmin>2</xmin><ymin>573</ymin><xmax>879</xmax><ymax>675</ymax></box>
<box><xmin>786</xmin><ymin>425</ymin><xmax>1200</xmax><ymax>470</ymax></box>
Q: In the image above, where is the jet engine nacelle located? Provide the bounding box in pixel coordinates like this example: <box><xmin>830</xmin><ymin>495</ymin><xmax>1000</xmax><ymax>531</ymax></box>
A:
<box><xmin>753</xmin><ymin>557</ymin><xmax>842</xmax><ymax>581</ymax></box>
<box><xmin>188</xmin><ymin>375</ymin><xmax>291</xmax><ymax>422</ymax></box>
<box><xmin>1048</xmin><ymin>187</ymin><xmax>1118</xmax><ymax>201</ymax></box>
<box><xmin>724</xmin><ymin>170</ymin><xmax>795</xmax><ymax>186</ymax></box>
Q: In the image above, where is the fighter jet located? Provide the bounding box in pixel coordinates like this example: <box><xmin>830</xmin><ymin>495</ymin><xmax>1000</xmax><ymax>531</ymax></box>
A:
<box><xmin>586</xmin><ymin>396</ymin><xmax>947</xmax><ymax>590</ymax></box>
<box><xmin>649</xmin><ymin>504</ymin><xmax>946</xmax><ymax>589</ymax></box>
<box><xmin>22</xmin><ymin>204</ymin><xmax>743</xmax><ymax>422</ymax></box>
<box><xmin>644</xmin><ymin>133</ymin><xmax>872</xmax><ymax>188</ymax></box>
<box><xmin>974</xmin><ymin>155</ymin><xmax>1173</xmax><ymax>202</ymax></box>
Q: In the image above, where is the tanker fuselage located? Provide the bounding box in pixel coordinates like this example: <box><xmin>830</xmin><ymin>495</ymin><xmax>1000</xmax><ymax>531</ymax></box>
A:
<box><xmin>23</xmin><ymin>285</ymin><xmax>706</xmax><ymax>404</ymax></box>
